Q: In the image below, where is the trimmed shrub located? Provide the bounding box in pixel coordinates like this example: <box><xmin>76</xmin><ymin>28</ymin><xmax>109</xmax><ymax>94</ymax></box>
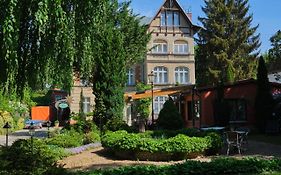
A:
<box><xmin>156</xmin><ymin>98</ymin><xmax>184</xmax><ymax>130</ymax></box>
<box><xmin>101</xmin><ymin>130</ymin><xmax>220</xmax><ymax>160</ymax></box>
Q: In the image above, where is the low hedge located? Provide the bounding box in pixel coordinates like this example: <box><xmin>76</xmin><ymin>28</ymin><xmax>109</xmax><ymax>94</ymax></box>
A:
<box><xmin>101</xmin><ymin>130</ymin><xmax>223</xmax><ymax>160</ymax></box>
<box><xmin>71</xmin><ymin>157</ymin><xmax>281</xmax><ymax>175</ymax></box>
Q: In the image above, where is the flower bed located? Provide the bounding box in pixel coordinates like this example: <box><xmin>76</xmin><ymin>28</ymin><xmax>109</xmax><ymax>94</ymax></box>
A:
<box><xmin>101</xmin><ymin>130</ymin><xmax>223</xmax><ymax>161</ymax></box>
<box><xmin>65</xmin><ymin>142</ymin><xmax>102</xmax><ymax>154</ymax></box>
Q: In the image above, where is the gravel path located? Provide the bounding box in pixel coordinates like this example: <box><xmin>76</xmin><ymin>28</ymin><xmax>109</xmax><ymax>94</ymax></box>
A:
<box><xmin>60</xmin><ymin>140</ymin><xmax>281</xmax><ymax>171</ymax></box>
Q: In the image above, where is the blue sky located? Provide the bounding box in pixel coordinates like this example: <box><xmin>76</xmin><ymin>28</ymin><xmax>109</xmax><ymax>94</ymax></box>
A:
<box><xmin>127</xmin><ymin>0</ymin><xmax>281</xmax><ymax>53</ymax></box>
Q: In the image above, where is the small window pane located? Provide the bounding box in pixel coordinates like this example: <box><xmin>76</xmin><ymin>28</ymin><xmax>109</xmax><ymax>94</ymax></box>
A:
<box><xmin>174</xmin><ymin>12</ymin><xmax>179</xmax><ymax>26</ymax></box>
<box><xmin>167</xmin><ymin>11</ymin><xmax>173</xmax><ymax>26</ymax></box>
<box><xmin>161</xmin><ymin>12</ymin><xmax>166</xmax><ymax>26</ymax></box>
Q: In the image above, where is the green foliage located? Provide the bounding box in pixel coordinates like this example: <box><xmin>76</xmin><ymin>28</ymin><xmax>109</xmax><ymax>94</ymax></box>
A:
<box><xmin>0</xmin><ymin>0</ymin><xmax>74</xmax><ymax>97</ymax></box>
<box><xmin>156</xmin><ymin>98</ymin><xmax>184</xmax><ymax>130</ymax></box>
<box><xmin>72</xmin><ymin>158</ymin><xmax>281</xmax><ymax>175</ymax></box>
<box><xmin>45</xmin><ymin>129</ymin><xmax>84</xmax><ymax>148</ymax></box>
<box><xmin>0</xmin><ymin>139</ymin><xmax>65</xmax><ymax>175</ymax></box>
<box><xmin>104</xmin><ymin>117</ymin><xmax>132</xmax><ymax>132</ymax></box>
<box><xmin>83</xmin><ymin>131</ymin><xmax>101</xmax><ymax>145</ymax></box>
<box><xmin>93</xmin><ymin>1</ymin><xmax>150</xmax><ymax>123</ymax></box>
<box><xmin>31</xmin><ymin>90</ymin><xmax>51</xmax><ymax>106</ymax></box>
<box><xmin>255</xmin><ymin>56</ymin><xmax>274</xmax><ymax>132</ymax></box>
<box><xmin>101</xmin><ymin>130</ymin><xmax>221</xmax><ymax>157</ymax></box>
<box><xmin>196</xmin><ymin>0</ymin><xmax>260</xmax><ymax>85</ymax></box>
<box><xmin>135</xmin><ymin>82</ymin><xmax>151</xmax><ymax>119</ymax></box>
<box><xmin>65</xmin><ymin>119</ymin><xmax>99</xmax><ymax>134</ymax></box>
<box><xmin>267</xmin><ymin>30</ymin><xmax>281</xmax><ymax>72</ymax></box>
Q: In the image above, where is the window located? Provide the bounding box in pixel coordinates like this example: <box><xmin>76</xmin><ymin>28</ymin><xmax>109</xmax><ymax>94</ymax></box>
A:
<box><xmin>174</xmin><ymin>41</ymin><xmax>188</xmax><ymax>54</ymax></box>
<box><xmin>127</xmin><ymin>68</ymin><xmax>135</xmax><ymax>85</ymax></box>
<box><xmin>175</xmin><ymin>67</ymin><xmax>189</xmax><ymax>84</ymax></box>
<box><xmin>152</xmin><ymin>40</ymin><xmax>168</xmax><ymax>54</ymax></box>
<box><xmin>174</xmin><ymin>12</ymin><xmax>179</xmax><ymax>26</ymax></box>
<box><xmin>154</xmin><ymin>67</ymin><xmax>168</xmax><ymax>84</ymax></box>
<box><xmin>160</xmin><ymin>11</ymin><xmax>180</xmax><ymax>26</ymax></box>
<box><xmin>225</xmin><ymin>99</ymin><xmax>247</xmax><ymax>121</ymax></box>
<box><xmin>154</xmin><ymin>96</ymin><xmax>169</xmax><ymax>114</ymax></box>
<box><xmin>82</xmin><ymin>97</ymin><xmax>91</xmax><ymax>113</ymax></box>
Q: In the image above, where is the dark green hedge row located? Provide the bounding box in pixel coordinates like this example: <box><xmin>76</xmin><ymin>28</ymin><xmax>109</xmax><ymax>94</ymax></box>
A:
<box><xmin>101</xmin><ymin>130</ymin><xmax>222</xmax><ymax>157</ymax></box>
<box><xmin>73</xmin><ymin>158</ymin><xmax>281</xmax><ymax>175</ymax></box>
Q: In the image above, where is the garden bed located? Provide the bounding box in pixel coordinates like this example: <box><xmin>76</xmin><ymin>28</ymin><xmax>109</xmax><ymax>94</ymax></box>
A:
<box><xmin>101</xmin><ymin>130</ymin><xmax>223</xmax><ymax>161</ymax></box>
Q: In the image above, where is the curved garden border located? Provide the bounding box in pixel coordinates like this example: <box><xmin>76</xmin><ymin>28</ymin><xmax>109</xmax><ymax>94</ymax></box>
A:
<box><xmin>102</xmin><ymin>130</ymin><xmax>223</xmax><ymax>161</ymax></box>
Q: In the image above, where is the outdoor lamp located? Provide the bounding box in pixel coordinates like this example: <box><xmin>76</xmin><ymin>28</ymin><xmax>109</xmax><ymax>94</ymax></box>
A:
<box><xmin>3</xmin><ymin>122</ymin><xmax>11</xmax><ymax>147</ymax></box>
<box><xmin>148</xmin><ymin>70</ymin><xmax>155</xmax><ymax>124</ymax></box>
<box><xmin>29</xmin><ymin>121</ymin><xmax>36</xmax><ymax>137</ymax></box>
<box><xmin>46</xmin><ymin>120</ymin><xmax>51</xmax><ymax>138</ymax></box>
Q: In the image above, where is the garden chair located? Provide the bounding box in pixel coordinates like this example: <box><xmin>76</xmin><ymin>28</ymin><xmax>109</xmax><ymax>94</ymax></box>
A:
<box><xmin>235</xmin><ymin>127</ymin><xmax>250</xmax><ymax>146</ymax></box>
<box><xmin>224</xmin><ymin>131</ymin><xmax>243</xmax><ymax>155</ymax></box>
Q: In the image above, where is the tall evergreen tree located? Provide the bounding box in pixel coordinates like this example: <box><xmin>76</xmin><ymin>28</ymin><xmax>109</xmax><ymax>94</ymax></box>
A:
<box><xmin>255</xmin><ymin>56</ymin><xmax>274</xmax><ymax>132</ymax></box>
<box><xmin>92</xmin><ymin>1</ymin><xmax>150</xmax><ymax>123</ymax></box>
<box><xmin>267</xmin><ymin>30</ymin><xmax>281</xmax><ymax>72</ymax></box>
<box><xmin>196</xmin><ymin>0</ymin><xmax>260</xmax><ymax>86</ymax></box>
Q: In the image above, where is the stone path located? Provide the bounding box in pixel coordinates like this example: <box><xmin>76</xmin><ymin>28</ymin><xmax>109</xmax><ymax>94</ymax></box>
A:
<box><xmin>0</xmin><ymin>127</ymin><xmax>51</xmax><ymax>146</ymax></box>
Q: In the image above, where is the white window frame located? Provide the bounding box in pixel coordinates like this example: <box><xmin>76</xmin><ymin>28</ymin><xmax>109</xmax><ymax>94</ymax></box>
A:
<box><xmin>175</xmin><ymin>67</ymin><xmax>189</xmax><ymax>84</ymax></box>
<box><xmin>152</xmin><ymin>43</ymin><xmax>168</xmax><ymax>54</ymax></box>
<box><xmin>154</xmin><ymin>67</ymin><xmax>168</xmax><ymax>84</ymax></box>
<box><xmin>154</xmin><ymin>96</ymin><xmax>169</xmax><ymax>114</ymax></box>
<box><xmin>127</xmin><ymin>68</ymin><xmax>135</xmax><ymax>86</ymax></box>
<box><xmin>174</xmin><ymin>43</ymin><xmax>188</xmax><ymax>54</ymax></box>
<box><xmin>82</xmin><ymin>97</ymin><xmax>91</xmax><ymax>113</ymax></box>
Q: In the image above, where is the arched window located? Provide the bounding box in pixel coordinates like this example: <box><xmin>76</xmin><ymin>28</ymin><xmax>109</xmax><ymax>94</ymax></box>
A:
<box><xmin>152</xmin><ymin>40</ymin><xmax>168</xmax><ymax>54</ymax></box>
<box><xmin>127</xmin><ymin>68</ymin><xmax>135</xmax><ymax>85</ymax></box>
<box><xmin>154</xmin><ymin>96</ymin><xmax>169</xmax><ymax>114</ymax></box>
<box><xmin>174</xmin><ymin>40</ymin><xmax>188</xmax><ymax>54</ymax></box>
<box><xmin>154</xmin><ymin>66</ymin><xmax>168</xmax><ymax>84</ymax></box>
<box><xmin>175</xmin><ymin>67</ymin><xmax>189</xmax><ymax>84</ymax></box>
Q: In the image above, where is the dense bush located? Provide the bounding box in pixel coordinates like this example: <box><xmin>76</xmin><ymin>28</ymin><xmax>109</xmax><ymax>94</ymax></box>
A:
<box><xmin>45</xmin><ymin>130</ymin><xmax>84</xmax><ymax>148</ymax></box>
<box><xmin>0</xmin><ymin>139</ymin><xmax>67</xmax><ymax>175</ymax></box>
<box><xmin>104</xmin><ymin>117</ymin><xmax>132</xmax><ymax>132</ymax></box>
<box><xmin>83</xmin><ymin>131</ymin><xmax>101</xmax><ymax>144</ymax></box>
<box><xmin>156</xmin><ymin>98</ymin><xmax>184</xmax><ymax>130</ymax></box>
<box><xmin>101</xmin><ymin>130</ymin><xmax>221</xmax><ymax>160</ymax></box>
<box><xmin>71</xmin><ymin>157</ymin><xmax>281</xmax><ymax>175</ymax></box>
<box><xmin>65</xmin><ymin>119</ymin><xmax>99</xmax><ymax>134</ymax></box>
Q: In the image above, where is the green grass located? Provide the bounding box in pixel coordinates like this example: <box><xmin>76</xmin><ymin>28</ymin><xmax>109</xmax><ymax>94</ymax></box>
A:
<box><xmin>249</xmin><ymin>134</ymin><xmax>281</xmax><ymax>146</ymax></box>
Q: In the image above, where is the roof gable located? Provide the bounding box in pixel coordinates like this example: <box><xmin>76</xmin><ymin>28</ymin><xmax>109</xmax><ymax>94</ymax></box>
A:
<box><xmin>150</xmin><ymin>0</ymin><xmax>192</xmax><ymax>26</ymax></box>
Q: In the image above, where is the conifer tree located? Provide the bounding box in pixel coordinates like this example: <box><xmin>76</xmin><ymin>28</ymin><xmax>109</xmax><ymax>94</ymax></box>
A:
<box><xmin>92</xmin><ymin>1</ymin><xmax>150</xmax><ymax>123</ymax></box>
<box><xmin>255</xmin><ymin>56</ymin><xmax>274</xmax><ymax>132</ymax></box>
<box><xmin>196</xmin><ymin>0</ymin><xmax>260</xmax><ymax>86</ymax></box>
<box><xmin>267</xmin><ymin>30</ymin><xmax>281</xmax><ymax>72</ymax></box>
<box><xmin>156</xmin><ymin>98</ymin><xmax>184</xmax><ymax>130</ymax></box>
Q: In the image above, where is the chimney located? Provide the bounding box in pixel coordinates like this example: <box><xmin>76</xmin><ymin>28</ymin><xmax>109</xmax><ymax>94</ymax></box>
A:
<box><xmin>186</xmin><ymin>13</ymin><xmax>192</xmax><ymax>22</ymax></box>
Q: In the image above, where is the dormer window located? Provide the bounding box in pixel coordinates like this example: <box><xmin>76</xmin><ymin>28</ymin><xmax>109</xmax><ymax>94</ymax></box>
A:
<box><xmin>161</xmin><ymin>11</ymin><xmax>180</xmax><ymax>27</ymax></box>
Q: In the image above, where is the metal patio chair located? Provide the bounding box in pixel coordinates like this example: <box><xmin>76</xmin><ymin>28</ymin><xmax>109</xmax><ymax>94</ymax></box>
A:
<box><xmin>224</xmin><ymin>131</ymin><xmax>243</xmax><ymax>155</ymax></box>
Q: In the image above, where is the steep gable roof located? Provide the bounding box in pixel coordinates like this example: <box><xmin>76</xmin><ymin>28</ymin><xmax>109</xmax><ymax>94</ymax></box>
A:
<box><xmin>147</xmin><ymin>0</ymin><xmax>201</xmax><ymax>34</ymax></box>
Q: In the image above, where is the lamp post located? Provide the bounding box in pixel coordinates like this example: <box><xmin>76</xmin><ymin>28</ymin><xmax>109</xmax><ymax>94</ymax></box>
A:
<box><xmin>46</xmin><ymin>120</ymin><xmax>51</xmax><ymax>138</ymax></box>
<box><xmin>3</xmin><ymin>122</ymin><xmax>11</xmax><ymax>147</ymax></box>
<box><xmin>148</xmin><ymin>70</ymin><xmax>155</xmax><ymax>124</ymax></box>
<box><xmin>29</xmin><ymin>121</ymin><xmax>36</xmax><ymax>154</ymax></box>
